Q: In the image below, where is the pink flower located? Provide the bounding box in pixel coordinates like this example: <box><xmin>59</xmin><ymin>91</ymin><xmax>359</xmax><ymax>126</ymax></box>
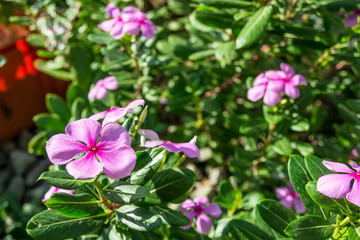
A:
<box><xmin>42</xmin><ymin>186</ymin><xmax>74</xmax><ymax>202</ymax></box>
<box><xmin>276</xmin><ymin>181</ymin><xmax>306</xmax><ymax>213</ymax></box>
<box><xmin>344</xmin><ymin>9</ymin><xmax>360</xmax><ymax>28</ymax></box>
<box><xmin>88</xmin><ymin>76</ymin><xmax>118</xmax><ymax>100</ymax></box>
<box><xmin>99</xmin><ymin>4</ymin><xmax>157</xmax><ymax>39</ymax></box>
<box><xmin>138</xmin><ymin>129</ymin><xmax>200</xmax><ymax>158</ymax></box>
<box><xmin>247</xmin><ymin>73</ymin><xmax>282</xmax><ymax>106</ymax></box>
<box><xmin>180</xmin><ymin>197</ymin><xmax>222</xmax><ymax>235</ymax></box>
<box><xmin>317</xmin><ymin>161</ymin><xmax>360</xmax><ymax>207</ymax></box>
<box><xmin>46</xmin><ymin>119</ymin><xmax>136</xmax><ymax>179</ymax></box>
<box><xmin>90</xmin><ymin>99</ymin><xmax>145</xmax><ymax>126</ymax></box>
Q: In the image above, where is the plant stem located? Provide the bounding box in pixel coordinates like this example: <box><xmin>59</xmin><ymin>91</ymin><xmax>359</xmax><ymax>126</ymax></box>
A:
<box><xmin>332</xmin><ymin>216</ymin><xmax>350</xmax><ymax>239</ymax></box>
<box><xmin>175</xmin><ymin>154</ymin><xmax>187</xmax><ymax>168</ymax></box>
<box><xmin>285</xmin><ymin>0</ymin><xmax>300</xmax><ymax>19</ymax></box>
<box><xmin>157</xmin><ymin>151</ymin><xmax>168</xmax><ymax>172</ymax></box>
<box><xmin>93</xmin><ymin>180</ymin><xmax>113</xmax><ymax>210</ymax></box>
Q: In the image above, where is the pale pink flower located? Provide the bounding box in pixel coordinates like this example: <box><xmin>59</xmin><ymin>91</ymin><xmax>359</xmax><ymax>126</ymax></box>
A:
<box><xmin>180</xmin><ymin>197</ymin><xmax>222</xmax><ymax>235</ymax></box>
<box><xmin>90</xmin><ymin>99</ymin><xmax>145</xmax><ymax>126</ymax></box>
<box><xmin>42</xmin><ymin>186</ymin><xmax>74</xmax><ymax>202</ymax></box>
<box><xmin>317</xmin><ymin>161</ymin><xmax>360</xmax><ymax>207</ymax></box>
<box><xmin>276</xmin><ymin>181</ymin><xmax>306</xmax><ymax>213</ymax></box>
<box><xmin>88</xmin><ymin>76</ymin><xmax>118</xmax><ymax>100</ymax></box>
<box><xmin>138</xmin><ymin>129</ymin><xmax>200</xmax><ymax>158</ymax></box>
<box><xmin>46</xmin><ymin>119</ymin><xmax>136</xmax><ymax>179</ymax></box>
<box><xmin>247</xmin><ymin>73</ymin><xmax>282</xmax><ymax>106</ymax></box>
<box><xmin>344</xmin><ymin>9</ymin><xmax>360</xmax><ymax>28</ymax></box>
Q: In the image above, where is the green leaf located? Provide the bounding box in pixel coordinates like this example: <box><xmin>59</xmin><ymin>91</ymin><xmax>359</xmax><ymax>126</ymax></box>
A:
<box><xmin>26</xmin><ymin>34</ymin><xmax>45</xmax><ymax>48</ymax></box>
<box><xmin>273</xmin><ymin>137</ymin><xmax>293</xmax><ymax>156</ymax></box>
<box><xmin>285</xmin><ymin>215</ymin><xmax>334</xmax><ymax>240</ymax></box>
<box><xmin>33</xmin><ymin>113</ymin><xmax>66</xmax><ymax>132</ymax></box>
<box><xmin>145</xmin><ymin>167</ymin><xmax>196</xmax><ymax>204</ymax></box>
<box><xmin>71</xmin><ymin>97</ymin><xmax>87</xmax><ymax>120</ymax></box>
<box><xmin>348</xmin><ymin>226</ymin><xmax>360</xmax><ymax>240</ymax></box>
<box><xmin>288</xmin><ymin>155</ymin><xmax>325</xmax><ymax>217</ymax></box>
<box><xmin>128</xmin><ymin>148</ymin><xmax>166</xmax><ymax>185</ymax></box>
<box><xmin>45</xmin><ymin>193</ymin><xmax>102</xmax><ymax>218</ymax></box>
<box><xmin>338</xmin><ymin>104</ymin><xmax>360</xmax><ymax>125</ymax></box>
<box><xmin>304</xmin><ymin>155</ymin><xmax>332</xmax><ymax>181</ymax></box>
<box><xmin>0</xmin><ymin>55</ymin><xmax>7</xmax><ymax>67</ymax></box>
<box><xmin>188</xmin><ymin>49</ymin><xmax>216</xmax><ymax>61</ymax></box>
<box><xmin>9</xmin><ymin>16</ymin><xmax>32</xmax><ymax>26</ymax></box>
<box><xmin>37</xmin><ymin>50</ymin><xmax>56</xmax><ymax>58</ymax></box>
<box><xmin>150</xmin><ymin>206</ymin><xmax>190</xmax><ymax>226</ymax></box>
<box><xmin>46</xmin><ymin>94</ymin><xmax>71</xmax><ymax>123</ymax></box>
<box><xmin>87</xmin><ymin>33</ymin><xmax>114</xmax><ymax>44</ymax></box>
<box><xmin>102</xmin><ymin>182</ymin><xmax>150</xmax><ymax>204</ymax></box>
<box><xmin>291</xmin><ymin>119</ymin><xmax>310</xmax><ymax>132</ymax></box>
<box><xmin>193</xmin><ymin>6</ymin><xmax>237</xmax><ymax>30</ymax></box>
<box><xmin>67</xmin><ymin>83</ymin><xmax>88</xmax><ymax>105</ymax></box>
<box><xmin>193</xmin><ymin>0</ymin><xmax>254</xmax><ymax>8</ymax></box>
<box><xmin>236</xmin><ymin>6</ymin><xmax>273</xmax><ymax>49</ymax></box>
<box><xmin>256</xmin><ymin>199</ymin><xmax>296</xmax><ymax>236</ymax></box>
<box><xmin>34</xmin><ymin>60</ymin><xmax>73</xmax><ymax>81</ymax></box>
<box><xmin>116</xmin><ymin>205</ymin><xmax>162</xmax><ymax>231</ymax></box>
<box><xmin>347</xmin><ymin>99</ymin><xmax>360</xmax><ymax>114</ymax></box>
<box><xmin>26</xmin><ymin>210</ymin><xmax>105</xmax><ymax>240</ymax></box>
<box><xmin>28</xmin><ymin>130</ymin><xmax>57</xmax><ymax>156</ymax></box>
<box><xmin>305</xmin><ymin>181</ymin><xmax>346</xmax><ymax>214</ymax></box>
<box><xmin>263</xmin><ymin>105</ymin><xmax>283</xmax><ymax>124</ymax></box>
<box><xmin>38</xmin><ymin>170</ymin><xmax>91</xmax><ymax>190</ymax></box>
<box><xmin>229</xmin><ymin>219</ymin><xmax>272</xmax><ymax>240</ymax></box>
<box><xmin>70</xmin><ymin>46</ymin><xmax>92</xmax><ymax>91</ymax></box>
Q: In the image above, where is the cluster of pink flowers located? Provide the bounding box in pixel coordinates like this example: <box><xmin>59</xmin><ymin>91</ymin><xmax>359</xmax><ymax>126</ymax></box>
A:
<box><xmin>247</xmin><ymin>63</ymin><xmax>307</xmax><ymax>106</ymax></box>
<box><xmin>344</xmin><ymin>9</ymin><xmax>360</xmax><ymax>28</ymax></box>
<box><xmin>180</xmin><ymin>197</ymin><xmax>222</xmax><ymax>235</ymax></box>
<box><xmin>98</xmin><ymin>4</ymin><xmax>158</xmax><ymax>39</ymax></box>
<box><xmin>276</xmin><ymin>181</ymin><xmax>306</xmax><ymax>213</ymax></box>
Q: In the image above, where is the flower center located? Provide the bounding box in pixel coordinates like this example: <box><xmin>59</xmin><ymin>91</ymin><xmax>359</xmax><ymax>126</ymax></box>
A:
<box><xmin>194</xmin><ymin>205</ymin><xmax>203</xmax><ymax>214</ymax></box>
<box><xmin>91</xmin><ymin>147</ymin><xmax>97</xmax><ymax>153</ymax></box>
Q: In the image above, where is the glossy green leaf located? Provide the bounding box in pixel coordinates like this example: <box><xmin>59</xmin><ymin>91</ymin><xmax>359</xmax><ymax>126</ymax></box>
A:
<box><xmin>102</xmin><ymin>181</ymin><xmax>150</xmax><ymax>204</ymax></box>
<box><xmin>33</xmin><ymin>113</ymin><xmax>66</xmax><ymax>132</ymax></box>
<box><xmin>236</xmin><ymin>6</ymin><xmax>273</xmax><ymax>49</ymax></box>
<box><xmin>338</xmin><ymin>104</ymin><xmax>360</xmax><ymax>125</ymax></box>
<box><xmin>38</xmin><ymin>170</ymin><xmax>91</xmax><ymax>190</ymax></box>
<box><xmin>304</xmin><ymin>155</ymin><xmax>332</xmax><ymax>181</ymax></box>
<box><xmin>46</xmin><ymin>94</ymin><xmax>71</xmax><ymax>123</ymax></box>
<box><xmin>150</xmin><ymin>206</ymin><xmax>190</xmax><ymax>226</ymax></box>
<box><xmin>273</xmin><ymin>137</ymin><xmax>293</xmax><ymax>156</ymax></box>
<box><xmin>26</xmin><ymin>34</ymin><xmax>45</xmax><ymax>47</ymax></box>
<box><xmin>116</xmin><ymin>205</ymin><xmax>162</xmax><ymax>231</ymax></box>
<box><xmin>347</xmin><ymin>99</ymin><xmax>360</xmax><ymax>114</ymax></box>
<box><xmin>193</xmin><ymin>0</ymin><xmax>254</xmax><ymax>8</ymax></box>
<box><xmin>70</xmin><ymin>46</ymin><xmax>92</xmax><ymax>91</ymax></box>
<box><xmin>188</xmin><ymin>49</ymin><xmax>216</xmax><ymax>61</ymax></box>
<box><xmin>229</xmin><ymin>219</ymin><xmax>272</xmax><ymax>240</ymax></box>
<box><xmin>87</xmin><ymin>33</ymin><xmax>114</xmax><ymax>44</ymax></box>
<box><xmin>285</xmin><ymin>215</ymin><xmax>334</xmax><ymax>240</ymax></box>
<box><xmin>34</xmin><ymin>60</ymin><xmax>73</xmax><ymax>81</ymax></box>
<box><xmin>348</xmin><ymin>226</ymin><xmax>360</xmax><ymax>240</ymax></box>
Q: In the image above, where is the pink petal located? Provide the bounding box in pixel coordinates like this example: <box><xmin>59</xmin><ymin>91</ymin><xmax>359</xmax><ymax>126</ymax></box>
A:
<box><xmin>280</xmin><ymin>195</ymin><xmax>293</xmax><ymax>210</ymax></box>
<box><xmin>344</xmin><ymin>13</ymin><xmax>358</xmax><ymax>27</ymax></box>
<box><xmin>97</xmin><ymin>146</ymin><xmax>136</xmax><ymax>179</ymax></box>
<box><xmin>322</xmin><ymin>161</ymin><xmax>354</xmax><ymax>173</ymax></box>
<box><xmin>180</xmin><ymin>199</ymin><xmax>195</xmax><ymax>212</ymax></box>
<box><xmin>122</xmin><ymin>22</ymin><xmax>140</xmax><ymax>36</ymax></box>
<box><xmin>103</xmin><ymin>76</ymin><xmax>118</xmax><ymax>90</ymax></box>
<box><xmin>110</xmin><ymin>22</ymin><xmax>125</xmax><ymax>39</ymax></box>
<box><xmin>43</xmin><ymin>187</ymin><xmax>74</xmax><ymax>202</ymax></box>
<box><xmin>105</xmin><ymin>4</ymin><xmax>121</xmax><ymax>18</ymax></box>
<box><xmin>180</xmin><ymin>211</ymin><xmax>196</xmax><ymax>230</ymax></box>
<box><xmin>267</xmin><ymin>80</ymin><xmax>285</xmax><ymax>92</ymax></box>
<box><xmin>284</xmin><ymin>83</ymin><xmax>300</xmax><ymax>99</ymax></box>
<box><xmin>89</xmin><ymin>110</ymin><xmax>108</xmax><ymax>121</ymax></box>
<box><xmin>247</xmin><ymin>85</ymin><xmax>266</xmax><ymax>102</ymax></box>
<box><xmin>172</xmin><ymin>142</ymin><xmax>200</xmax><ymax>158</ymax></box>
<box><xmin>138</xmin><ymin>129</ymin><xmax>160</xmax><ymax>140</ymax></box>
<box><xmin>317</xmin><ymin>174</ymin><xmax>354</xmax><ymax>199</ymax></box>
<box><xmin>351</xmin><ymin>162</ymin><xmax>360</xmax><ymax>171</ymax></box>
<box><xmin>265</xmin><ymin>70</ymin><xmax>286</xmax><ymax>80</ymax></box>
<box><xmin>263</xmin><ymin>89</ymin><xmax>282</xmax><ymax>107</ymax></box>
<box><xmin>46</xmin><ymin>134</ymin><xmax>88</xmax><ymax>165</ymax></box>
<box><xmin>280</xmin><ymin>63</ymin><xmax>295</xmax><ymax>79</ymax></box>
<box><xmin>66</xmin><ymin>152</ymin><xmax>104</xmax><ymax>179</ymax></box>
<box><xmin>95</xmin><ymin>86</ymin><xmax>108</xmax><ymax>100</ymax></box>
<box><xmin>203</xmin><ymin>203</ymin><xmax>222</xmax><ymax>218</ymax></box>
<box><xmin>196</xmin><ymin>213</ymin><xmax>212</xmax><ymax>235</ymax></box>
<box><xmin>293</xmin><ymin>198</ymin><xmax>306</xmax><ymax>213</ymax></box>
<box><xmin>144</xmin><ymin>140</ymin><xmax>166</xmax><ymax>147</ymax></box>
<box><xmin>98</xmin><ymin>19</ymin><xmax>118</xmax><ymax>32</ymax></box>
<box><xmin>346</xmin><ymin>177</ymin><xmax>360</xmax><ymax>206</ymax></box>
<box><xmin>122</xmin><ymin>6</ymin><xmax>141</xmax><ymax>19</ymax></box>
<box><xmin>102</xmin><ymin>107</ymin><xmax>128</xmax><ymax>126</ymax></box>
<box><xmin>275</xmin><ymin>187</ymin><xmax>290</xmax><ymax>199</ymax></box>
<box><xmin>97</xmin><ymin>122</ymin><xmax>131</xmax><ymax>150</ymax></box>
<box><xmin>253</xmin><ymin>73</ymin><xmax>267</xmax><ymax>86</ymax></box>
<box><xmin>141</xmin><ymin>20</ymin><xmax>157</xmax><ymax>39</ymax></box>
<box><xmin>125</xmin><ymin>99</ymin><xmax>145</xmax><ymax>110</ymax></box>
<box><xmin>194</xmin><ymin>197</ymin><xmax>209</xmax><ymax>207</ymax></box>
<box><xmin>291</xmin><ymin>74</ymin><xmax>307</xmax><ymax>86</ymax></box>
<box><xmin>88</xmin><ymin>86</ymin><xmax>98</xmax><ymax>100</ymax></box>
<box><xmin>65</xmin><ymin>119</ymin><xmax>102</xmax><ymax>147</ymax></box>
<box><xmin>286</xmin><ymin>181</ymin><xmax>296</xmax><ymax>193</ymax></box>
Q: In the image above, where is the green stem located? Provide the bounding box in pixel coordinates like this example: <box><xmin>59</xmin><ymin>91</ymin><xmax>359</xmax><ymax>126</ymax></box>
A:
<box><xmin>175</xmin><ymin>154</ymin><xmax>187</xmax><ymax>168</ymax></box>
<box><xmin>332</xmin><ymin>216</ymin><xmax>350</xmax><ymax>239</ymax></box>
<box><xmin>93</xmin><ymin>180</ymin><xmax>113</xmax><ymax>210</ymax></box>
<box><xmin>157</xmin><ymin>151</ymin><xmax>168</xmax><ymax>172</ymax></box>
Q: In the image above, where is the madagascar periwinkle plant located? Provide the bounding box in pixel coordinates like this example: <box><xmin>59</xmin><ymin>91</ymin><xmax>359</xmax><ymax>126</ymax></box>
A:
<box><xmin>2</xmin><ymin>0</ymin><xmax>360</xmax><ymax>239</ymax></box>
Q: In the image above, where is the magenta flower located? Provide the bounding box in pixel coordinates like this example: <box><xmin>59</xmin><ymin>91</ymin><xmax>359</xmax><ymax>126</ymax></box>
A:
<box><xmin>90</xmin><ymin>99</ymin><xmax>145</xmax><ymax>126</ymax></box>
<box><xmin>247</xmin><ymin>73</ymin><xmax>282</xmax><ymax>106</ymax></box>
<box><xmin>180</xmin><ymin>197</ymin><xmax>222</xmax><ymax>235</ymax></box>
<box><xmin>317</xmin><ymin>161</ymin><xmax>360</xmax><ymax>207</ymax></box>
<box><xmin>122</xmin><ymin>11</ymin><xmax>158</xmax><ymax>39</ymax></box>
<box><xmin>46</xmin><ymin>119</ymin><xmax>136</xmax><ymax>179</ymax></box>
<box><xmin>276</xmin><ymin>181</ymin><xmax>306</xmax><ymax>213</ymax></box>
<box><xmin>42</xmin><ymin>186</ymin><xmax>74</xmax><ymax>202</ymax></box>
<box><xmin>88</xmin><ymin>76</ymin><xmax>118</xmax><ymax>100</ymax></box>
<box><xmin>138</xmin><ymin>129</ymin><xmax>200</xmax><ymax>158</ymax></box>
<box><xmin>344</xmin><ymin>9</ymin><xmax>360</xmax><ymax>27</ymax></box>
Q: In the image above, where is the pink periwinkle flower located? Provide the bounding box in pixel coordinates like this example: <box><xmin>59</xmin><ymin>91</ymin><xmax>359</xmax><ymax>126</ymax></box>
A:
<box><xmin>138</xmin><ymin>129</ymin><xmax>200</xmax><ymax>158</ymax></box>
<box><xmin>247</xmin><ymin>63</ymin><xmax>307</xmax><ymax>106</ymax></box>
<box><xmin>180</xmin><ymin>197</ymin><xmax>222</xmax><ymax>235</ymax></box>
<box><xmin>88</xmin><ymin>76</ymin><xmax>118</xmax><ymax>100</ymax></box>
<box><xmin>317</xmin><ymin>161</ymin><xmax>360</xmax><ymax>207</ymax></box>
<box><xmin>46</xmin><ymin>119</ymin><xmax>136</xmax><ymax>179</ymax></box>
<box><xmin>90</xmin><ymin>99</ymin><xmax>145</xmax><ymax>126</ymax></box>
<box><xmin>276</xmin><ymin>181</ymin><xmax>306</xmax><ymax>213</ymax></box>
<box><xmin>344</xmin><ymin>9</ymin><xmax>360</xmax><ymax>28</ymax></box>
<box><xmin>98</xmin><ymin>4</ymin><xmax>157</xmax><ymax>39</ymax></box>
<box><xmin>42</xmin><ymin>186</ymin><xmax>74</xmax><ymax>202</ymax></box>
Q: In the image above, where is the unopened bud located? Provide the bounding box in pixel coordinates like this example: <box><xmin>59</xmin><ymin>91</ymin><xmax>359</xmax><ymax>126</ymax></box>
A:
<box><xmin>138</xmin><ymin>105</ymin><xmax>148</xmax><ymax>125</ymax></box>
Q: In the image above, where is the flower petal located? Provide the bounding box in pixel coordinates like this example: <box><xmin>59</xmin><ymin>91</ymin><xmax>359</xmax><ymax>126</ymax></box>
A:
<box><xmin>43</xmin><ymin>187</ymin><xmax>74</xmax><ymax>203</ymax></box>
<box><xmin>95</xmin><ymin>86</ymin><xmax>108</xmax><ymax>99</ymax></box>
<box><xmin>247</xmin><ymin>85</ymin><xmax>266</xmax><ymax>102</ymax></box>
<box><xmin>141</xmin><ymin>21</ymin><xmax>157</xmax><ymax>39</ymax></box>
<box><xmin>144</xmin><ymin>140</ymin><xmax>166</xmax><ymax>147</ymax></box>
<box><xmin>103</xmin><ymin>76</ymin><xmax>118</xmax><ymax>90</ymax></box>
<box><xmin>89</xmin><ymin>110</ymin><xmax>109</xmax><ymax>121</ymax></box>
<box><xmin>102</xmin><ymin>107</ymin><xmax>127</xmax><ymax>126</ymax></box>
<box><xmin>122</xmin><ymin>6</ymin><xmax>141</xmax><ymax>21</ymax></box>
<box><xmin>351</xmin><ymin>162</ymin><xmax>360</xmax><ymax>171</ymax></box>
<box><xmin>284</xmin><ymin>83</ymin><xmax>300</xmax><ymax>99</ymax></box>
<box><xmin>180</xmin><ymin>211</ymin><xmax>196</xmax><ymax>230</ymax></box>
<box><xmin>275</xmin><ymin>187</ymin><xmax>290</xmax><ymax>199</ymax></box>
<box><xmin>105</xmin><ymin>3</ymin><xmax>121</xmax><ymax>18</ymax></box>
<box><xmin>317</xmin><ymin>173</ymin><xmax>354</xmax><ymax>199</ymax></box>
<box><xmin>265</xmin><ymin>70</ymin><xmax>286</xmax><ymax>80</ymax></box>
<box><xmin>267</xmin><ymin>80</ymin><xmax>285</xmax><ymax>92</ymax></box>
<box><xmin>66</xmin><ymin>152</ymin><xmax>104</xmax><ymax>179</ymax></box>
<box><xmin>98</xmin><ymin>146</ymin><xmax>136</xmax><ymax>179</ymax></box>
<box><xmin>122</xmin><ymin>22</ymin><xmax>140</xmax><ymax>36</ymax></box>
<box><xmin>344</xmin><ymin>13</ymin><xmax>358</xmax><ymax>27</ymax></box>
<box><xmin>98</xmin><ymin>19</ymin><xmax>117</xmax><ymax>32</ymax></box>
<box><xmin>88</xmin><ymin>86</ymin><xmax>98</xmax><ymax>100</ymax></box>
<box><xmin>263</xmin><ymin>90</ymin><xmax>282</xmax><ymax>107</ymax></box>
<box><xmin>294</xmin><ymin>198</ymin><xmax>306</xmax><ymax>213</ymax></box>
<box><xmin>322</xmin><ymin>161</ymin><xmax>354</xmax><ymax>173</ymax></box>
<box><xmin>280</xmin><ymin>63</ymin><xmax>295</xmax><ymax>79</ymax></box>
<box><xmin>171</xmin><ymin>142</ymin><xmax>200</xmax><ymax>158</ymax></box>
<box><xmin>180</xmin><ymin>199</ymin><xmax>195</xmax><ymax>212</ymax></box>
<box><xmin>291</xmin><ymin>74</ymin><xmax>307</xmax><ymax>86</ymax></box>
<box><xmin>138</xmin><ymin>129</ymin><xmax>160</xmax><ymax>140</ymax></box>
<box><xmin>125</xmin><ymin>99</ymin><xmax>145</xmax><ymax>110</ymax></box>
<box><xmin>65</xmin><ymin>119</ymin><xmax>101</xmax><ymax>147</ymax></box>
<box><xmin>203</xmin><ymin>203</ymin><xmax>222</xmax><ymax>218</ymax></box>
<box><xmin>253</xmin><ymin>73</ymin><xmax>267</xmax><ymax>86</ymax></box>
<box><xmin>110</xmin><ymin>22</ymin><xmax>124</xmax><ymax>39</ymax></box>
<box><xmin>346</xmin><ymin>177</ymin><xmax>360</xmax><ymax>207</ymax></box>
<box><xmin>194</xmin><ymin>197</ymin><xmax>209</xmax><ymax>207</ymax></box>
<box><xmin>46</xmin><ymin>134</ymin><xmax>87</xmax><ymax>165</ymax></box>
<box><xmin>196</xmin><ymin>213</ymin><xmax>212</xmax><ymax>235</ymax></box>
<box><xmin>97</xmin><ymin>122</ymin><xmax>131</xmax><ymax>150</ymax></box>
<box><xmin>280</xmin><ymin>195</ymin><xmax>293</xmax><ymax>210</ymax></box>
